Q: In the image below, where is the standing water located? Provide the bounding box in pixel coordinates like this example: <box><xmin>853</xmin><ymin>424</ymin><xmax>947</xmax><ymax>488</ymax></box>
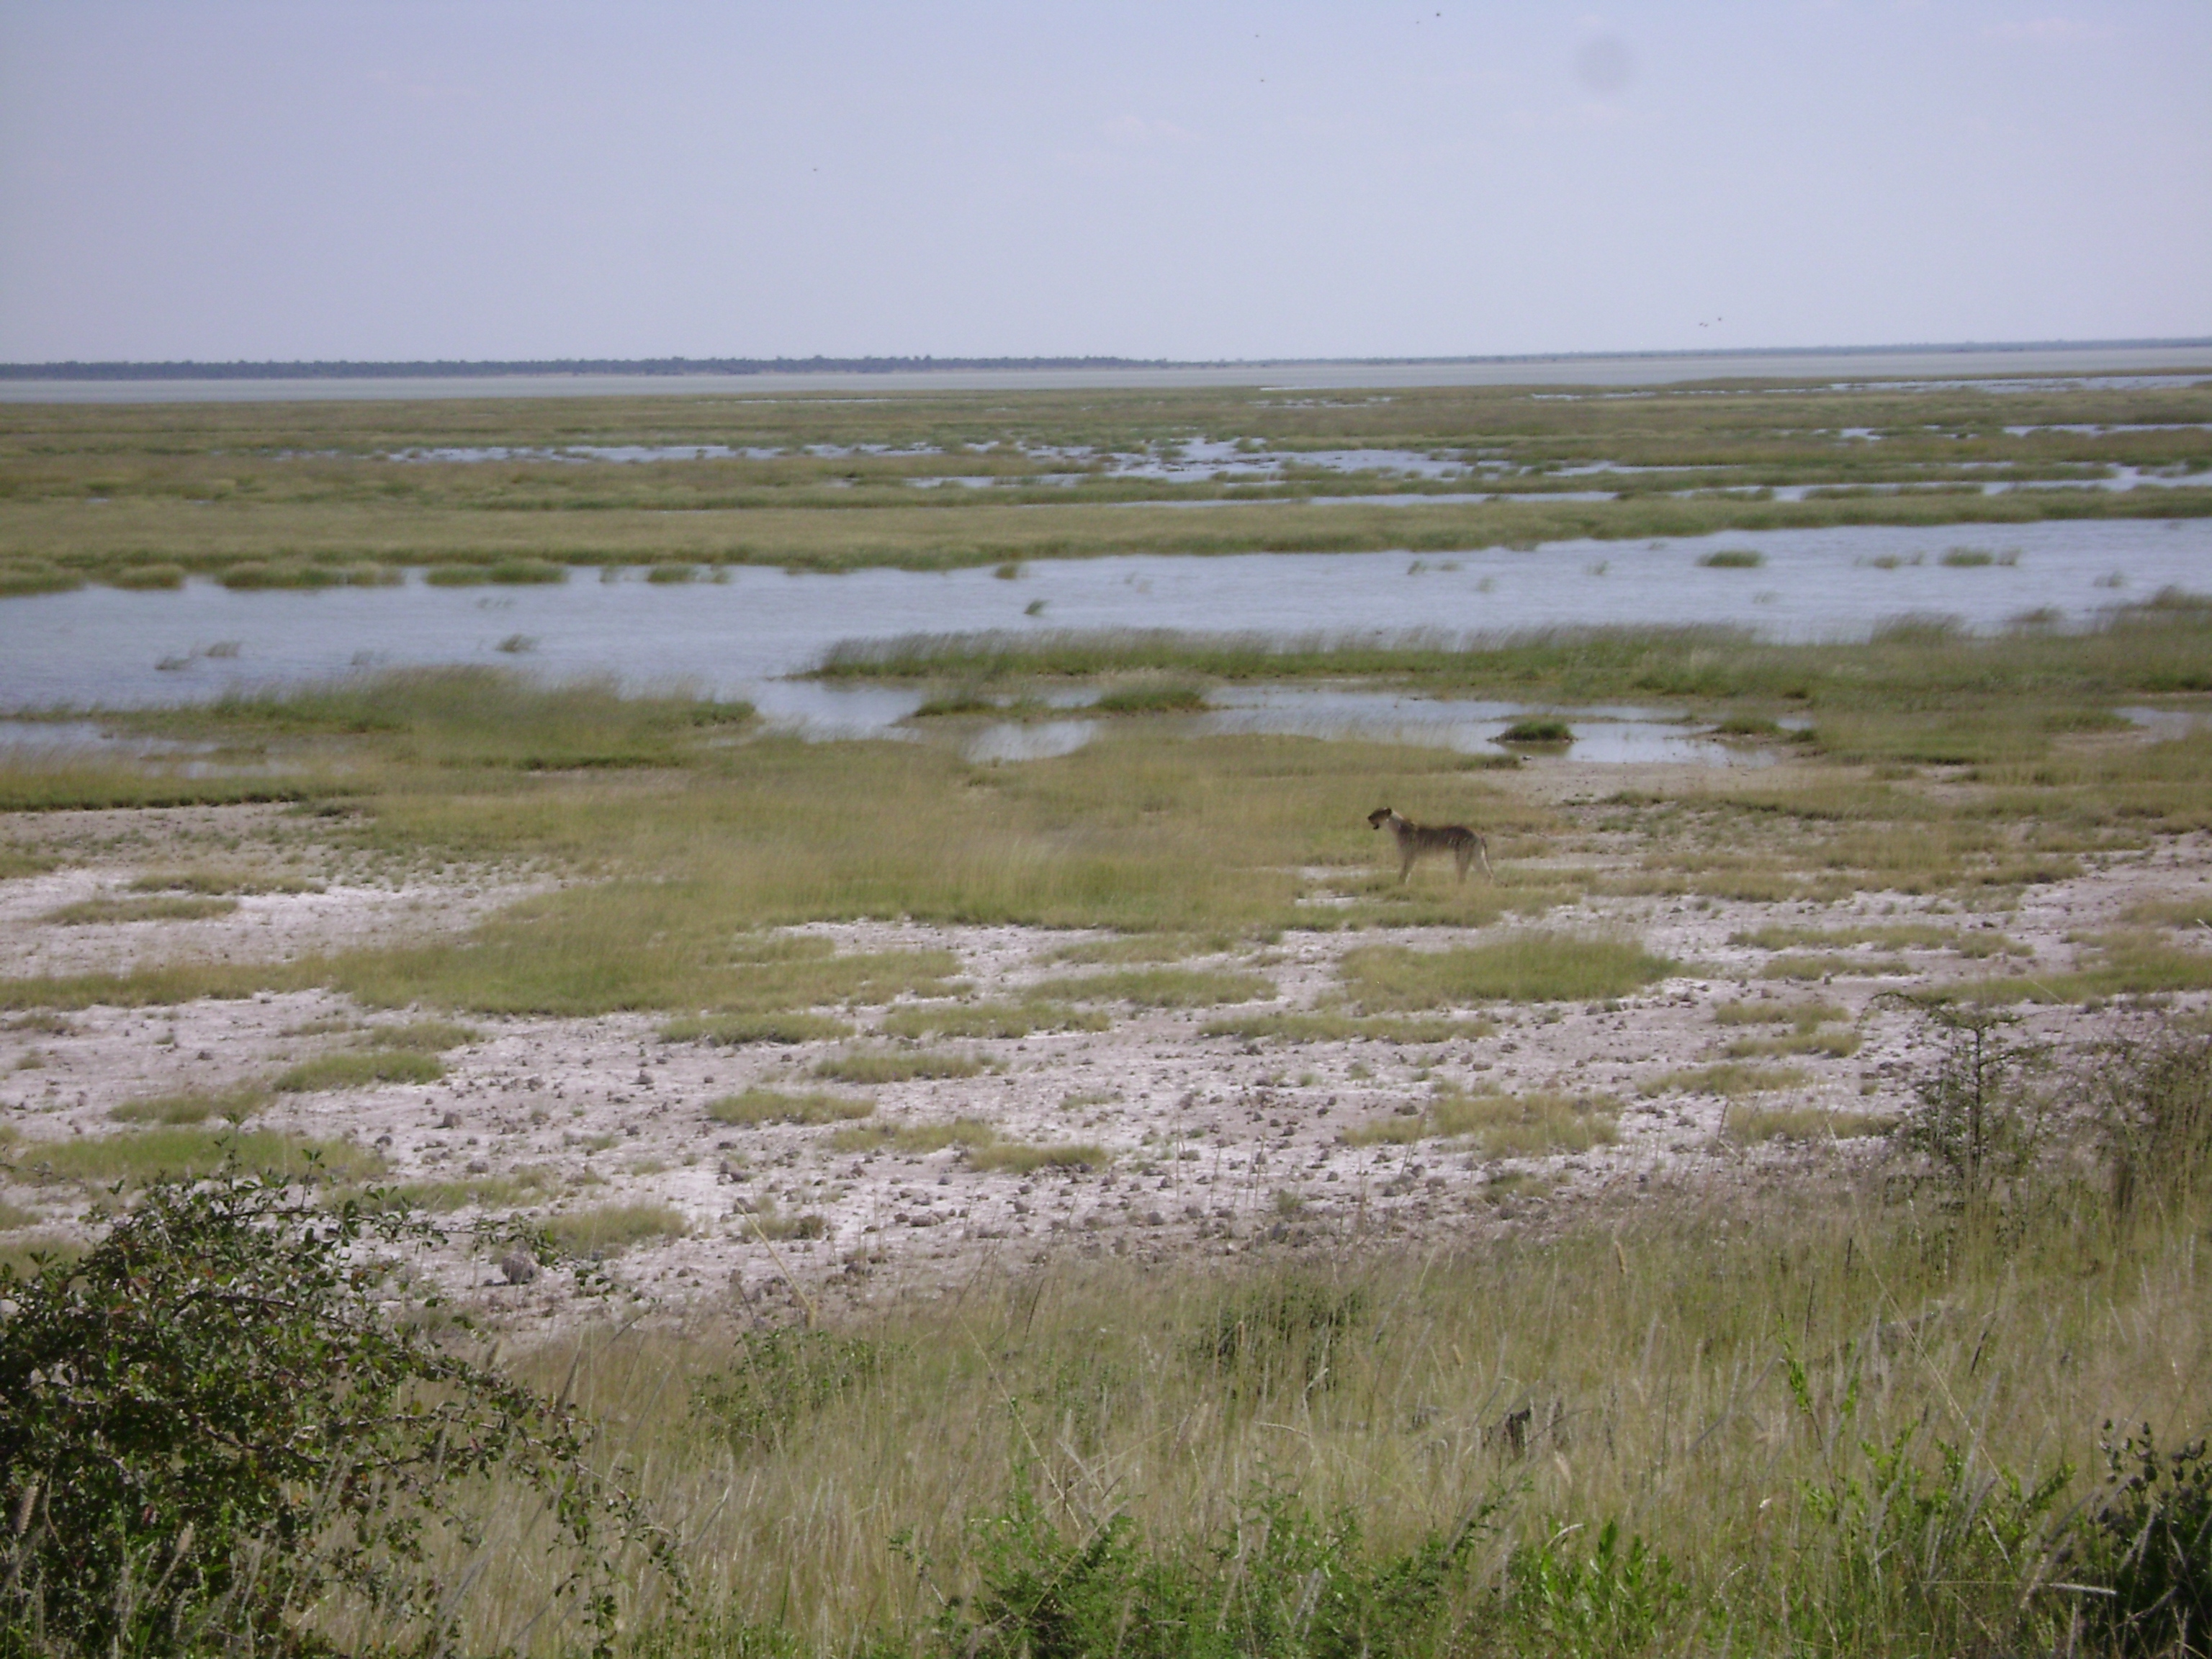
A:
<box><xmin>1</xmin><ymin>519</ymin><xmax>2206</xmax><ymax>730</ymax></box>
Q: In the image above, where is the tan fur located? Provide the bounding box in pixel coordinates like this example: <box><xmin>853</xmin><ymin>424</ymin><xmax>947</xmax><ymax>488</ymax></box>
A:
<box><xmin>1367</xmin><ymin>806</ymin><xmax>1492</xmax><ymax>884</ymax></box>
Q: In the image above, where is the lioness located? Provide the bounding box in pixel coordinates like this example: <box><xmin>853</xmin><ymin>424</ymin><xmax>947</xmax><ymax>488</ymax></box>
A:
<box><xmin>1367</xmin><ymin>806</ymin><xmax>1492</xmax><ymax>884</ymax></box>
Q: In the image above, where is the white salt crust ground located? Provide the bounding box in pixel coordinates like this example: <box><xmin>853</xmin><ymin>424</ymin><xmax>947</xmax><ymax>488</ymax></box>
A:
<box><xmin>4</xmin><ymin>778</ymin><xmax>2208</xmax><ymax>1330</ymax></box>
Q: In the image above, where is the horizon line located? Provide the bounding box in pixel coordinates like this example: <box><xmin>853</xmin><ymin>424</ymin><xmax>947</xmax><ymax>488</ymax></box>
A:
<box><xmin>8</xmin><ymin>336</ymin><xmax>2212</xmax><ymax>382</ymax></box>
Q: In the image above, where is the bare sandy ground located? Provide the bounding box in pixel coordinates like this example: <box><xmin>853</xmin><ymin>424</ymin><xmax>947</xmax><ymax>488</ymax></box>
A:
<box><xmin>4</xmin><ymin>773</ymin><xmax>2208</xmax><ymax>1329</ymax></box>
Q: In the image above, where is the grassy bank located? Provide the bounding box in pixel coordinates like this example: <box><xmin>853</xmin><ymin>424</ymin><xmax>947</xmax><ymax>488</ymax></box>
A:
<box><xmin>329</xmin><ymin>1023</ymin><xmax>2212</xmax><ymax>1654</ymax></box>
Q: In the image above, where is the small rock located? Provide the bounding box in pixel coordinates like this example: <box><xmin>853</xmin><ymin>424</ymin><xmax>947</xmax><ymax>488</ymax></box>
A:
<box><xmin>498</xmin><ymin>1251</ymin><xmax>539</xmax><ymax>1285</ymax></box>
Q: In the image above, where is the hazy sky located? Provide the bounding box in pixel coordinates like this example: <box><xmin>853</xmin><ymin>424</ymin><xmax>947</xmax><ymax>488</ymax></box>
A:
<box><xmin>2</xmin><ymin>2</ymin><xmax>2207</xmax><ymax>364</ymax></box>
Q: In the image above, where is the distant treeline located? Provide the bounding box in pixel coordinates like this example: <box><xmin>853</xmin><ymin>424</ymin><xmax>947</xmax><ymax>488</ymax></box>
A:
<box><xmin>0</xmin><ymin>356</ymin><xmax>1220</xmax><ymax>382</ymax></box>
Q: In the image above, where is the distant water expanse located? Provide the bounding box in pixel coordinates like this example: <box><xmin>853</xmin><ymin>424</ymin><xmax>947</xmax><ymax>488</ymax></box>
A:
<box><xmin>6</xmin><ymin>342</ymin><xmax>2211</xmax><ymax>404</ymax></box>
<box><xmin>1</xmin><ymin>518</ymin><xmax>2206</xmax><ymax>719</ymax></box>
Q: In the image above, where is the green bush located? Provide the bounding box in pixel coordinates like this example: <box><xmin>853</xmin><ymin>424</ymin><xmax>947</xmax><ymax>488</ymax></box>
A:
<box><xmin>2080</xmin><ymin>1424</ymin><xmax>2212</xmax><ymax>1658</ymax></box>
<box><xmin>0</xmin><ymin>1175</ymin><xmax>675</xmax><ymax>1656</ymax></box>
<box><xmin>921</xmin><ymin>1480</ymin><xmax>1493</xmax><ymax>1659</ymax></box>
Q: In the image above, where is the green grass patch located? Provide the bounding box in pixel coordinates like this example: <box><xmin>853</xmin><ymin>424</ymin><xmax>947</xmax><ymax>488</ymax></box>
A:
<box><xmin>1043</xmin><ymin>933</ymin><xmax>1232</xmax><ymax>965</ymax></box>
<box><xmin>0</xmin><ymin>1200</ymin><xmax>42</xmax><ymax>1231</ymax></box>
<box><xmin>42</xmin><ymin>895</ymin><xmax>239</xmax><ymax>925</ymax></box>
<box><xmin>1734</xmin><ymin>921</ymin><xmax>1957</xmax><ymax>950</ymax></box>
<box><xmin>487</xmin><ymin>558</ymin><xmax>567</xmax><ymax>584</ymax></box>
<box><xmin>6</xmin><ymin>1128</ymin><xmax>382</xmax><ymax>1186</ymax></box>
<box><xmin>911</xmin><ymin>687</ymin><xmax>1002</xmax><ymax>718</ymax></box>
<box><xmin>546</xmin><ymin>1203</ymin><xmax>688</xmax><ymax>1256</ymax></box>
<box><xmin>878</xmin><ymin>1000</ymin><xmax>1110</xmax><ymax>1039</ymax></box>
<box><xmin>273</xmin><ymin>1050</ymin><xmax>446</xmax><ymax>1092</ymax></box>
<box><xmin>1336</xmin><ymin>1113</ymin><xmax>1426</xmax><ymax>1147</ymax></box>
<box><xmin>2123</xmin><ymin>896</ymin><xmax>2212</xmax><ymax>930</ymax></box>
<box><xmin>328</xmin><ymin>923</ymin><xmax>963</xmax><ymax>1020</ymax></box>
<box><xmin>1199</xmin><ymin>1011</ymin><xmax>1496</xmax><ymax>1044</ymax></box>
<box><xmin>1344</xmin><ymin>1087</ymin><xmax>1619</xmax><ymax>1157</ymax></box>
<box><xmin>0</xmin><ymin>562</ymin><xmax>83</xmax><ymax>596</ymax></box>
<box><xmin>130</xmin><ymin>665</ymin><xmax>754</xmax><ymax>770</ymax></box>
<box><xmin>811</xmin><ymin>1050</ymin><xmax>988</xmax><ymax>1084</ymax></box>
<box><xmin>1758</xmin><ymin>953</ymin><xmax>1914</xmax><ymax>981</ymax></box>
<box><xmin>0</xmin><ymin>961</ymin><xmax>316</xmax><ymax>1011</ymax></box>
<box><xmin>344</xmin><ymin>1169</ymin><xmax>560</xmax><ymax>1212</ymax></box>
<box><xmin>357</xmin><ymin>1019</ymin><xmax>478</xmax><ymax>1052</ymax></box>
<box><xmin>1725</xmin><ymin>1105</ymin><xmax>1894</xmax><ymax>1143</ymax></box>
<box><xmin>1340</xmin><ymin>934</ymin><xmax>1673</xmax><ymax>1009</ymax></box>
<box><xmin>1028</xmin><ymin>967</ymin><xmax>1276</xmax><ymax>1007</ymax></box>
<box><xmin>966</xmin><ymin>1141</ymin><xmax>1112</xmax><ymax>1174</ymax></box>
<box><xmin>747</xmin><ymin>1208</ymin><xmax>830</xmax><ymax>1241</ymax></box>
<box><xmin>1092</xmin><ymin>680</ymin><xmax>1208</xmax><ymax>715</ymax></box>
<box><xmin>1647</xmin><ymin>1062</ymin><xmax>1811</xmax><ymax>1097</ymax></box>
<box><xmin>109</xmin><ymin>1084</ymin><xmax>271</xmax><ymax>1125</ymax></box>
<box><xmin>127</xmin><ymin>870</ymin><xmax>325</xmax><ymax>896</ymax></box>
<box><xmin>1712</xmin><ymin>998</ymin><xmax>1848</xmax><ymax>1028</ymax></box>
<box><xmin>1433</xmin><ymin>1086</ymin><xmax>1621</xmax><ymax>1157</ymax></box>
<box><xmin>827</xmin><ymin>1117</ymin><xmax>997</xmax><ymax>1156</ymax></box>
<box><xmin>660</xmin><ymin>1012</ymin><xmax>856</xmax><ymax>1046</ymax></box>
<box><xmin>1699</xmin><ymin>548</ymin><xmax>1765</xmax><ymax>568</ymax></box>
<box><xmin>0</xmin><ymin>850</ymin><xmax>59</xmax><ymax>881</ymax></box>
<box><xmin>706</xmin><ymin>1089</ymin><xmax>874</xmax><ymax>1127</ymax></box>
<box><xmin>1498</xmin><ymin>716</ymin><xmax>1573</xmax><ymax>745</ymax></box>
<box><xmin>1723</xmin><ymin>1028</ymin><xmax>1862</xmax><ymax>1059</ymax></box>
<box><xmin>0</xmin><ymin>765</ymin><xmax>328</xmax><ymax>812</ymax></box>
<box><xmin>107</xmin><ymin>562</ymin><xmax>186</xmax><ymax>590</ymax></box>
<box><xmin>1971</xmin><ymin>932</ymin><xmax>2212</xmax><ymax>1002</ymax></box>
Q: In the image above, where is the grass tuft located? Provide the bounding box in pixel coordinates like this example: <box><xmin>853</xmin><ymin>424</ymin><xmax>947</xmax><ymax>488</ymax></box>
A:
<box><xmin>1341</xmin><ymin>935</ymin><xmax>1673</xmax><ymax>1008</ymax></box>
<box><xmin>660</xmin><ymin>1012</ymin><xmax>855</xmax><ymax>1046</ymax></box>
<box><xmin>1028</xmin><ymin>968</ymin><xmax>1276</xmax><ymax>1007</ymax></box>
<box><xmin>879</xmin><ymin>1001</ymin><xmax>1110</xmax><ymax>1039</ymax></box>
<box><xmin>966</xmin><ymin>1141</ymin><xmax>1112</xmax><ymax>1173</ymax></box>
<box><xmin>811</xmin><ymin>1050</ymin><xmax>988</xmax><ymax>1084</ymax></box>
<box><xmin>706</xmin><ymin>1089</ymin><xmax>874</xmax><ymax>1127</ymax></box>
<box><xmin>827</xmin><ymin>1117</ymin><xmax>997</xmax><ymax>1155</ymax></box>
<box><xmin>6</xmin><ymin>1128</ymin><xmax>382</xmax><ymax>1186</ymax></box>
<box><xmin>274</xmin><ymin>1050</ymin><xmax>446</xmax><ymax>1092</ymax></box>
<box><xmin>43</xmin><ymin>895</ymin><xmax>238</xmax><ymax>925</ymax></box>
<box><xmin>1647</xmin><ymin>1062</ymin><xmax>1810</xmax><ymax>1097</ymax></box>
<box><xmin>1725</xmin><ymin>1105</ymin><xmax>1894</xmax><ymax>1143</ymax></box>
<box><xmin>545</xmin><ymin>1203</ymin><xmax>688</xmax><ymax>1255</ymax></box>
<box><xmin>109</xmin><ymin>1084</ymin><xmax>271</xmax><ymax>1125</ymax></box>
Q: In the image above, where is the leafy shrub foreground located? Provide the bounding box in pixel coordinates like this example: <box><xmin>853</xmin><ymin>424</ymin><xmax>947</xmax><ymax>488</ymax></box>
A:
<box><xmin>0</xmin><ymin>1177</ymin><xmax>676</xmax><ymax>1658</ymax></box>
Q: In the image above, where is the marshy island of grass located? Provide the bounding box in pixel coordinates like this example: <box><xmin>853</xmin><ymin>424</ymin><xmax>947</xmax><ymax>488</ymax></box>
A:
<box><xmin>3</xmin><ymin>372</ymin><xmax>2208</xmax><ymax>592</ymax></box>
